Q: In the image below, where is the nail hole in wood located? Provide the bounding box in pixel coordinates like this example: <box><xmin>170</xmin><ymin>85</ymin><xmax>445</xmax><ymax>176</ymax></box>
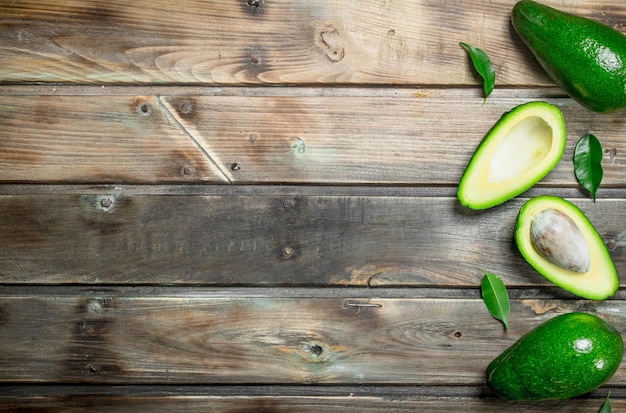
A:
<box><xmin>291</xmin><ymin>137</ymin><xmax>305</xmax><ymax>154</ymax></box>
<box><xmin>179</xmin><ymin>101</ymin><xmax>193</xmax><ymax>114</ymax></box>
<box><xmin>282</xmin><ymin>198</ymin><xmax>297</xmax><ymax>210</ymax></box>
<box><xmin>88</xmin><ymin>301</ymin><xmax>103</xmax><ymax>313</ymax></box>
<box><xmin>100</xmin><ymin>198</ymin><xmax>113</xmax><ymax>209</ymax></box>
<box><xmin>309</xmin><ymin>344</ymin><xmax>323</xmax><ymax>356</ymax></box>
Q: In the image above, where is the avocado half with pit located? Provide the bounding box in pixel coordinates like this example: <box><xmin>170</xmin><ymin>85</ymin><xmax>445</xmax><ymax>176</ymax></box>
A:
<box><xmin>515</xmin><ymin>195</ymin><xmax>619</xmax><ymax>300</ymax></box>
<box><xmin>458</xmin><ymin>101</ymin><xmax>566</xmax><ymax>210</ymax></box>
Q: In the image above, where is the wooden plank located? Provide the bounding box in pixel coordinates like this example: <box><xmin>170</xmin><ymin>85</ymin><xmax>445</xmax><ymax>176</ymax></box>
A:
<box><xmin>1</xmin><ymin>0</ymin><xmax>625</xmax><ymax>85</ymax></box>
<box><xmin>0</xmin><ymin>95</ymin><xmax>228</xmax><ymax>183</ymax></box>
<box><xmin>159</xmin><ymin>94</ymin><xmax>626</xmax><ymax>185</ymax></box>
<box><xmin>2</xmin><ymin>93</ymin><xmax>625</xmax><ymax>184</ymax></box>
<box><xmin>1</xmin><ymin>390</ymin><xmax>624</xmax><ymax>412</ymax></box>
<box><xmin>1</xmin><ymin>292</ymin><xmax>624</xmax><ymax>386</ymax></box>
<box><xmin>0</xmin><ymin>193</ymin><xmax>624</xmax><ymax>286</ymax></box>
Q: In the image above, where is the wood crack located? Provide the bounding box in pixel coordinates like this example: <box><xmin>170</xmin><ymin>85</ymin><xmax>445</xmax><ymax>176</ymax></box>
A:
<box><xmin>155</xmin><ymin>95</ymin><xmax>232</xmax><ymax>183</ymax></box>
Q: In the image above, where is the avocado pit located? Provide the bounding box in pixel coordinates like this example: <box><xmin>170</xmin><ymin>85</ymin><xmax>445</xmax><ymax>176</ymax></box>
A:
<box><xmin>530</xmin><ymin>208</ymin><xmax>590</xmax><ymax>272</ymax></box>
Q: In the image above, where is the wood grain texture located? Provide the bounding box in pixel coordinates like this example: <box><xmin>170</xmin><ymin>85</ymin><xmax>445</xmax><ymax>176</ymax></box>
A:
<box><xmin>2</xmin><ymin>0</ymin><xmax>626</xmax><ymax>409</ymax></box>
<box><xmin>1</xmin><ymin>0</ymin><xmax>624</xmax><ymax>85</ymax></box>
<box><xmin>0</xmin><ymin>95</ymin><xmax>228</xmax><ymax>183</ymax></box>
<box><xmin>2</xmin><ymin>93</ymin><xmax>625</xmax><ymax>184</ymax></box>
<box><xmin>0</xmin><ymin>193</ymin><xmax>623</xmax><ymax>286</ymax></box>
<box><xmin>0</xmin><ymin>293</ymin><xmax>624</xmax><ymax>385</ymax></box>
<box><xmin>1</xmin><ymin>391</ymin><xmax>624</xmax><ymax>413</ymax></box>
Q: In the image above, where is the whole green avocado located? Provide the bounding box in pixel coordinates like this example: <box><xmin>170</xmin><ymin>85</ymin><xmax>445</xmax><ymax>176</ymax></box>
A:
<box><xmin>486</xmin><ymin>312</ymin><xmax>623</xmax><ymax>400</ymax></box>
<box><xmin>512</xmin><ymin>0</ymin><xmax>626</xmax><ymax>112</ymax></box>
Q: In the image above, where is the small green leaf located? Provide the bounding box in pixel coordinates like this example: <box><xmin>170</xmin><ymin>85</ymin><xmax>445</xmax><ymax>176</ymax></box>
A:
<box><xmin>480</xmin><ymin>270</ymin><xmax>510</xmax><ymax>329</ymax></box>
<box><xmin>574</xmin><ymin>133</ymin><xmax>604</xmax><ymax>201</ymax></box>
<box><xmin>460</xmin><ymin>42</ymin><xmax>496</xmax><ymax>102</ymax></box>
<box><xmin>599</xmin><ymin>392</ymin><xmax>611</xmax><ymax>413</ymax></box>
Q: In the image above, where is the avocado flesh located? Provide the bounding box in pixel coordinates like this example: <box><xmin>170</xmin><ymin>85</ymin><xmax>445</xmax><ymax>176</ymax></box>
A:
<box><xmin>512</xmin><ymin>0</ymin><xmax>626</xmax><ymax>113</ymax></box>
<box><xmin>516</xmin><ymin>195</ymin><xmax>619</xmax><ymax>300</ymax></box>
<box><xmin>458</xmin><ymin>101</ymin><xmax>566</xmax><ymax>210</ymax></box>
<box><xmin>487</xmin><ymin>312</ymin><xmax>623</xmax><ymax>400</ymax></box>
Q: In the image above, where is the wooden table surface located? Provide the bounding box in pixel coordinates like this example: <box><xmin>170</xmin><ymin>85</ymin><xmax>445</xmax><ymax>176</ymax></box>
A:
<box><xmin>1</xmin><ymin>0</ymin><xmax>625</xmax><ymax>411</ymax></box>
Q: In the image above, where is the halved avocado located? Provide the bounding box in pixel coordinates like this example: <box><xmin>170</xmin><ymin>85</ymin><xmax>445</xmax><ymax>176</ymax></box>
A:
<box><xmin>458</xmin><ymin>101</ymin><xmax>566</xmax><ymax>210</ymax></box>
<box><xmin>515</xmin><ymin>195</ymin><xmax>619</xmax><ymax>300</ymax></box>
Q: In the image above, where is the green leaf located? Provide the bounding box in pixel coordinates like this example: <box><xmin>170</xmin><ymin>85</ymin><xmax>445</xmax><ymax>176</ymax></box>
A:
<box><xmin>574</xmin><ymin>133</ymin><xmax>604</xmax><ymax>201</ymax></box>
<box><xmin>480</xmin><ymin>270</ymin><xmax>510</xmax><ymax>329</ymax></box>
<box><xmin>460</xmin><ymin>42</ymin><xmax>496</xmax><ymax>102</ymax></box>
<box><xmin>599</xmin><ymin>392</ymin><xmax>611</xmax><ymax>413</ymax></box>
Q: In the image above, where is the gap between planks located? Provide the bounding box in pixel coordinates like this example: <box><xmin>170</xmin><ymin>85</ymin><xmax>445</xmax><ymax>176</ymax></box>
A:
<box><xmin>0</xmin><ymin>285</ymin><xmax>623</xmax><ymax>301</ymax></box>
<box><xmin>0</xmin><ymin>85</ymin><xmax>568</xmax><ymax>98</ymax></box>
<box><xmin>1</xmin><ymin>184</ymin><xmax>625</xmax><ymax>199</ymax></box>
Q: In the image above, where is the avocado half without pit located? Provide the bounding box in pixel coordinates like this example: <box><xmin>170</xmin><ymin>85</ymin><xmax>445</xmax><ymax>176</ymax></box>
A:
<box><xmin>458</xmin><ymin>101</ymin><xmax>566</xmax><ymax>210</ymax></box>
<box><xmin>516</xmin><ymin>195</ymin><xmax>619</xmax><ymax>300</ymax></box>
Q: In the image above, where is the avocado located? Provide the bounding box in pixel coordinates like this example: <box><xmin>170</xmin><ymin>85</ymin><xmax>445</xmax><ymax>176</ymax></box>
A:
<box><xmin>515</xmin><ymin>195</ymin><xmax>619</xmax><ymax>300</ymax></box>
<box><xmin>512</xmin><ymin>0</ymin><xmax>626</xmax><ymax>113</ymax></box>
<box><xmin>458</xmin><ymin>101</ymin><xmax>566</xmax><ymax>210</ymax></box>
<box><xmin>487</xmin><ymin>312</ymin><xmax>623</xmax><ymax>400</ymax></box>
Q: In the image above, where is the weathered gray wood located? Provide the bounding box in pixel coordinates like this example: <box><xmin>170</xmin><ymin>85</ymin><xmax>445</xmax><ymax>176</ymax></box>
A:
<box><xmin>0</xmin><ymin>292</ymin><xmax>624</xmax><ymax>386</ymax></box>
<box><xmin>1</xmin><ymin>94</ymin><xmax>625</xmax><ymax>184</ymax></box>
<box><xmin>0</xmin><ymin>193</ymin><xmax>623</xmax><ymax>286</ymax></box>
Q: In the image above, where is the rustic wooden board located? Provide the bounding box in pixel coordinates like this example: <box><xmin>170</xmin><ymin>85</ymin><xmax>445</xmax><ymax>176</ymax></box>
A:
<box><xmin>1</xmin><ymin>93</ymin><xmax>625</xmax><ymax>184</ymax></box>
<box><xmin>2</xmin><ymin>0</ymin><xmax>626</xmax><ymax>409</ymax></box>
<box><xmin>0</xmin><ymin>95</ymin><xmax>227</xmax><ymax>183</ymax></box>
<box><xmin>1</xmin><ymin>0</ymin><xmax>625</xmax><ymax>86</ymax></box>
<box><xmin>0</xmin><ymin>291</ymin><xmax>624</xmax><ymax>385</ymax></box>
<box><xmin>1</xmin><ymin>389</ymin><xmax>624</xmax><ymax>413</ymax></box>
<box><xmin>0</xmin><ymin>0</ymin><xmax>560</xmax><ymax>85</ymax></box>
<box><xmin>0</xmin><ymin>192</ymin><xmax>623</xmax><ymax>286</ymax></box>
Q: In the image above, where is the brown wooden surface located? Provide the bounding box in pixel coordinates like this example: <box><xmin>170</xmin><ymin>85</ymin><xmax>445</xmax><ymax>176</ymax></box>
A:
<box><xmin>1</xmin><ymin>0</ymin><xmax>625</xmax><ymax>411</ymax></box>
<box><xmin>1</xmin><ymin>0</ymin><xmax>625</xmax><ymax>86</ymax></box>
<box><xmin>0</xmin><ymin>190</ymin><xmax>624</xmax><ymax>286</ymax></box>
<box><xmin>1</xmin><ymin>291</ymin><xmax>625</xmax><ymax>385</ymax></box>
<box><xmin>1</xmin><ymin>92</ymin><xmax>625</xmax><ymax>184</ymax></box>
<box><xmin>3</xmin><ymin>386</ymin><xmax>625</xmax><ymax>413</ymax></box>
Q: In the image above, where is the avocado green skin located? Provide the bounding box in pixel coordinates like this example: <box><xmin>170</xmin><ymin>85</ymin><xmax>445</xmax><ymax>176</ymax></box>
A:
<box><xmin>487</xmin><ymin>312</ymin><xmax>623</xmax><ymax>400</ymax></box>
<box><xmin>512</xmin><ymin>0</ymin><xmax>626</xmax><ymax>112</ymax></box>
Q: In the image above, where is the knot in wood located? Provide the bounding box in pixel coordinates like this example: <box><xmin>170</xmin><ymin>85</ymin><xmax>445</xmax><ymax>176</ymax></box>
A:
<box><xmin>317</xmin><ymin>25</ymin><xmax>345</xmax><ymax>62</ymax></box>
